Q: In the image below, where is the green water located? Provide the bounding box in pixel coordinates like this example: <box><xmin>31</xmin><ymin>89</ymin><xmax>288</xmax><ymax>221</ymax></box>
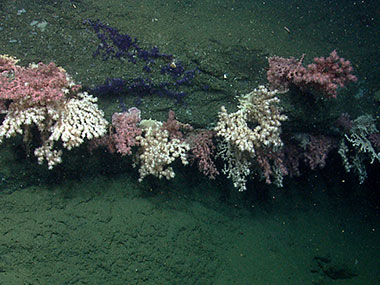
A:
<box><xmin>0</xmin><ymin>0</ymin><xmax>379</xmax><ymax>283</ymax></box>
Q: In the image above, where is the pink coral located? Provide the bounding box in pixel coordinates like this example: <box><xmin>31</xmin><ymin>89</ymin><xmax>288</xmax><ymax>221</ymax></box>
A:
<box><xmin>304</xmin><ymin>50</ymin><xmax>357</xmax><ymax>97</ymax></box>
<box><xmin>111</xmin><ymin>107</ymin><xmax>142</xmax><ymax>156</ymax></box>
<box><xmin>304</xmin><ymin>135</ymin><xmax>337</xmax><ymax>170</ymax></box>
<box><xmin>256</xmin><ymin>149</ymin><xmax>288</xmax><ymax>184</ymax></box>
<box><xmin>267</xmin><ymin>55</ymin><xmax>306</xmax><ymax>91</ymax></box>
<box><xmin>88</xmin><ymin>107</ymin><xmax>142</xmax><ymax>156</ymax></box>
<box><xmin>162</xmin><ymin>110</ymin><xmax>193</xmax><ymax>140</ymax></box>
<box><xmin>0</xmin><ymin>60</ymin><xmax>79</xmax><ymax>103</ymax></box>
<box><xmin>186</xmin><ymin>130</ymin><xmax>219</xmax><ymax>179</ymax></box>
<box><xmin>267</xmin><ymin>50</ymin><xmax>357</xmax><ymax>98</ymax></box>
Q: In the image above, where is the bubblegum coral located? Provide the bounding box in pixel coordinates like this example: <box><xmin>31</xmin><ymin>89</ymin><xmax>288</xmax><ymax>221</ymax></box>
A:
<box><xmin>88</xmin><ymin>107</ymin><xmax>142</xmax><ymax>156</ymax></box>
<box><xmin>186</xmin><ymin>130</ymin><xmax>219</xmax><ymax>179</ymax></box>
<box><xmin>267</xmin><ymin>50</ymin><xmax>357</xmax><ymax>98</ymax></box>
<box><xmin>0</xmin><ymin>56</ymin><xmax>80</xmax><ymax>103</ymax></box>
<box><xmin>111</xmin><ymin>107</ymin><xmax>142</xmax><ymax>156</ymax></box>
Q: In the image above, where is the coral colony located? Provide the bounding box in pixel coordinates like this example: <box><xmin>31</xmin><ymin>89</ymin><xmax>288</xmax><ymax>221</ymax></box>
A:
<box><xmin>267</xmin><ymin>50</ymin><xmax>357</xmax><ymax>98</ymax></box>
<box><xmin>0</xmin><ymin>45</ymin><xmax>377</xmax><ymax>191</ymax></box>
<box><xmin>0</xmin><ymin>55</ymin><xmax>108</xmax><ymax>169</ymax></box>
<box><xmin>84</xmin><ymin>19</ymin><xmax>196</xmax><ymax>103</ymax></box>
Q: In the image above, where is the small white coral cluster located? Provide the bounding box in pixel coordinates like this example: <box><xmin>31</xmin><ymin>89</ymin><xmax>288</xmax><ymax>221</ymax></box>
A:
<box><xmin>0</xmin><ymin>92</ymin><xmax>108</xmax><ymax>169</ymax></box>
<box><xmin>135</xmin><ymin>120</ymin><xmax>190</xmax><ymax>181</ymax></box>
<box><xmin>338</xmin><ymin>115</ymin><xmax>380</xmax><ymax>183</ymax></box>
<box><xmin>215</xmin><ymin>85</ymin><xmax>287</xmax><ymax>191</ymax></box>
<box><xmin>216</xmin><ymin>140</ymin><xmax>252</xmax><ymax>191</ymax></box>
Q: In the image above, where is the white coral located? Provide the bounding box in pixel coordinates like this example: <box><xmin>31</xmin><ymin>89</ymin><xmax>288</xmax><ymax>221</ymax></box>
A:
<box><xmin>49</xmin><ymin>92</ymin><xmax>108</xmax><ymax>150</ymax></box>
<box><xmin>338</xmin><ymin>114</ymin><xmax>380</xmax><ymax>183</ymax></box>
<box><xmin>215</xmin><ymin>85</ymin><xmax>287</xmax><ymax>191</ymax></box>
<box><xmin>135</xmin><ymin>120</ymin><xmax>190</xmax><ymax>181</ymax></box>
<box><xmin>344</xmin><ymin>115</ymin><xmax>380</xmax><ymax>164</ymax></box>
<box><xmin>0</xmin><ymin>91</ymin><xmax>108</xmax><ymax>169</ymax></box>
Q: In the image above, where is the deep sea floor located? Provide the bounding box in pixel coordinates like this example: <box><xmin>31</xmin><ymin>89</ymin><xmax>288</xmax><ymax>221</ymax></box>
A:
<box><xmin>0</xmin><ymin>172</ymin><xmax>379</xmax><ymax>284</ymax></box>
<box><xmin>0</xmin><ymin>0</ymin><xmax>380</xmax><ymax>283</ymax></box>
